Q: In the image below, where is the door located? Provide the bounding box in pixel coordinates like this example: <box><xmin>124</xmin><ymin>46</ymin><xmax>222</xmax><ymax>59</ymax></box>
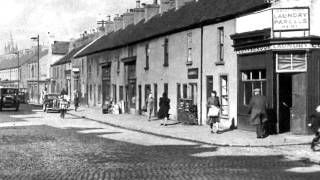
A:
<box><xmin>206</xmin><ymin>76</ymin><xmax>213</xmax><ymax>114</ymax></box>
<box><xmin>278</xmin><ymin>74</ymin><xmax>292</xmax><ymax>133</ymax></box>
<box><xmin>291</xmin><ymin>73</ymin><xmax>307</xmax><ymax>134</ymax></box>
<box><xmin>154</xmin><ymin>83</ymin><xmax>158</xmax><ymax>116</ymax></box>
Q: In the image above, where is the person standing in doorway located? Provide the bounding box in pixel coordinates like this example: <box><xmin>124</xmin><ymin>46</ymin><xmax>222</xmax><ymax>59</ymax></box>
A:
<box><xmin>207</xmin><ymin>90</ymin><xmax>221</xmax><ymax>133</ymax></box>
<box><xmin>146</xmin><ymin>90</ymin><xmax>154</xmax><ymax>121</ymax></box>
<box><xmin>249</xmin><ymin>88</ymin><xmax>268</xmax><ymax>138</ymax></box>
<box><xmin>158</xmin><ymin>92</ymin><xmax>170</xmax><ymax>126</ymax></box>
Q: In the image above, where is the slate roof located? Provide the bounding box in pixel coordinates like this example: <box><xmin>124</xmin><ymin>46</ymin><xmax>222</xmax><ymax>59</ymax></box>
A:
<box><xmin>52</xmin><ymin>41</ymin><xmax>70</xmax><ymax>55</ymax></box>
<box><xmin>51</xmin><ymin>44</ymin><xmax>87</xmax><ymax>67</ymax></box>
<box><xmin>76</xmin><ymin>0</ymin><xmax>270</xmax><ymax>58</ymax></box>
<box><xmin>0</xmin><ymin>50</ymin><xmax>48</xmax><ymax>70</ymax></box>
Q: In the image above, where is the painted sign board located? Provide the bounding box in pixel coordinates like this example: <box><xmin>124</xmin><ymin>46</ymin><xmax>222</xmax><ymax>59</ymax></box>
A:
<box><xmin>188</xmin><ymin>68</ymin><xmax>199</xmax><ymax>79</ymax></box>
<box><xmin>273</xmin><ymin>8</ymin><xmax>309</xmax><ymax>31</ymax></box>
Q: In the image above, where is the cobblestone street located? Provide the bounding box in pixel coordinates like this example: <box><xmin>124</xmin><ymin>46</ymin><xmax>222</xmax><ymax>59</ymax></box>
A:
<box><xmin>0</xmin><ymin>105</ymin><xmax>320</xmax><ymax>180</ymax></box>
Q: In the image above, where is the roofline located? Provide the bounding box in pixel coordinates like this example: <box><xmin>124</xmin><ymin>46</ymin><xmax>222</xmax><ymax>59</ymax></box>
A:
<box><xmin>76</xmin><ymin>3</ymin><xmax>271</xmax><ymax>57</ymax></box>
<box><xmin>73</xmin><ymin>35</ymin><xmax>104</xmax><ymax>58</ymax></box>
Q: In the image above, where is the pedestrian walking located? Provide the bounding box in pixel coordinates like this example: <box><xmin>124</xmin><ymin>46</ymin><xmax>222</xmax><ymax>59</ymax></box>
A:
<box><xmin>74</xmin><ymin>90</ymin><xmax>80</xmax><ymax>111</ymax></box>
<box><xmin>207</xmin><ymin>90</ymin><xmax>221</xmax><ymax>133</ymax></box>
<box><xmin>158</xmin><ymin>92</ymin><xmax>170</xmax><ymax>126</ymax></box>
<box><xmin>59</xmin><ymin>94</ymin><xmax>68</xmax><ymax>119</ymax></box>
<box><xmin>308</xmin><ymin>105</ymin><xmax>320</xmax><ymax>151</ymax></box>
<box><xmin>146</xmin><ymin>90</ymin><xmax>154</xmax><ymax>121</ymax></box>
<box><xmin>248</xmin><ymin>88</ymin><xmax>268</xmax><ymax>138</ymax></box>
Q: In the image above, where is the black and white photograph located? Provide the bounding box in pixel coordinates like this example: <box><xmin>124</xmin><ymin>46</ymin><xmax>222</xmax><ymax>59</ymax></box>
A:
<box><xmin>0</xmin><ymin>0</ymin><xmax>320</xmax><ymax>179</ymax></box>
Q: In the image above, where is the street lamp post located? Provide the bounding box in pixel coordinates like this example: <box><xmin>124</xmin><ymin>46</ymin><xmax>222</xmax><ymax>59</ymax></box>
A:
<box><xmin>14</xmin><ymin>51</ymin><xmax>20</xmax><ymax>90</ymax></box>
<box><xmin>31</xmin><ymin>35</ymin><xmax>40</xmax><ymax>104</ymax></box>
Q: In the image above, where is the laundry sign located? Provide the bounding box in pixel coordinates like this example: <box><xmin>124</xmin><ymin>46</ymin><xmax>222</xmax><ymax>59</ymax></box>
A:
<box><xmin>273</xmin><ymin>8</ymin><xmax>309</xmax><ymax>31</ymax></box>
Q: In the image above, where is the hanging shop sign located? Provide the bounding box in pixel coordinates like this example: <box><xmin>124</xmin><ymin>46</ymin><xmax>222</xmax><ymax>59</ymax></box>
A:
<box><xmin>188</xmin><ymin>68</ymin><xmax>199</xmax><ymax>79</ymax></box>
<box><xmin>272</xmin><ymin>8</ymin><xmax>309</xmax><ymax>31</ymax></box>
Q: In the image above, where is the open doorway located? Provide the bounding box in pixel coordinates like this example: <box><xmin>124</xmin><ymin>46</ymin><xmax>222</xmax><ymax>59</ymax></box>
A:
<box><xmin>278</xmin><ymin>74</ymin><xmax>292</xmax><ymax>133</ymax></box>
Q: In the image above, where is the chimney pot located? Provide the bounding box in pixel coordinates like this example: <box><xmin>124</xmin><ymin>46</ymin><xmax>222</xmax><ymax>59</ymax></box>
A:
<box><xmin>136</xmin><ymin>0</ymin><xmax>141</xmax><ymax>8</ymax></box>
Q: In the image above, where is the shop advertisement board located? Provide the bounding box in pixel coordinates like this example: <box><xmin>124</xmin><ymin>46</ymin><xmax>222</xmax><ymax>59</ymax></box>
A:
<box><xmin>272</xmin><ymin>8</ymin><xmax>309</xmax><ymax>31</ymax></box>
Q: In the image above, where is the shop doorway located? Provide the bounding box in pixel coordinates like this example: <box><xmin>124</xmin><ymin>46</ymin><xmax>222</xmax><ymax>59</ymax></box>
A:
<box><xmin>278</xmin><ymin>74</ymin><xmax>292</xmax><ymax>133</ymax></box>
<box><xmin>277</xmin><ymin>73</ymin><xmax>306</xmax><ymax>134</ymax></box>
<box><xmin>154</xmin><ymin>83</ymin><xmax>158</xmax><ymax>116</ymax></box>
<box><xmin>138</xmin><ymin>85</ymin><xmax>142</xmax><ymax>115</ymax></box>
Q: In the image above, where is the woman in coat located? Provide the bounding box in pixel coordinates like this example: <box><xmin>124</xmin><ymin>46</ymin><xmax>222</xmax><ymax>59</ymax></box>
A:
<box><xmin>207</xmin><ymin>90</ymin><xmax>221</xmax><ymax>133</ymax></box>
<box><xmin>146</xmin><ymin>91</ymin><xmax>154</xmax><ymax>121</ymax></box>
<box><xmin>158</xmin><ymin>92</ymin><xmax>170</xmax><ymax>126</ymax></box>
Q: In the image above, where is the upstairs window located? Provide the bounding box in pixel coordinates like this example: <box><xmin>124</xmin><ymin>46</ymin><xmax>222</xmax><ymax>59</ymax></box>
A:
<box><xmin>145</xmin><ymin>44</ymin><xmax>150</xmax><ymax>70</ymax></box>
<box><xmin>218</xmin><ymin>27</ymin><xmax>224</xmax><ymax>62</ymax></box>
<box><xmin>164</xmin><ymin>38</ymin><xmax>169</xmax><ymax>67</ymax></box>
<box><xmin>116</xmin><ymin>53</ymin><xmax>120</xmax><ymax>74</ymax></box>
<box><xmin>128</xmin><ymin>46</ymin><xmax>134</xmax><ymax>57</ymax></box>
<box><xmin>187</xmin><ymin>32</ymin><xmax>192</xmax><ymax>64</ymax></box>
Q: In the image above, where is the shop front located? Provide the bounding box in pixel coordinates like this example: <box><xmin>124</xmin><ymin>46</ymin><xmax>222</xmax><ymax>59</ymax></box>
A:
<box><xmin>232</xmin><ymin>29</ymin><xmax>320</xmax><ymax>134</ymax></box>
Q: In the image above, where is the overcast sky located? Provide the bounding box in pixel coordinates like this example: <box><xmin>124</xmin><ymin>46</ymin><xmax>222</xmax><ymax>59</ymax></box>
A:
<box><xmin>0</xmin><ymin>0</ymin><xmax>153</xmax><ymax>54</ymax></box>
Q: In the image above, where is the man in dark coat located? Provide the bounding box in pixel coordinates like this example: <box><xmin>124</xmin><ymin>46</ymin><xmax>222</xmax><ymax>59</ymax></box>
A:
<box><xmin>158</xmin><ymin>92</ymin><xmax>170</xmax><ymax>126</ymax></box>
<box><xmin>249</xmin><ymin>88</ymin><xmax>268</xmax><ymax>138</ymax></box>
<box><xmin>308</xmin><ymin>105</ymin><xmax>320</xmax><ymax>151</ymax></box>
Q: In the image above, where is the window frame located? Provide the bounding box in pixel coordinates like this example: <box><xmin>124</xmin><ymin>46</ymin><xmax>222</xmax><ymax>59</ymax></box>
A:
<box><xmin>219</xmin><ymin>75</ymin><xmax>229</xmax><ymax>117</ymax></box>
<box><xmin>163</xmin><ymin>38</ymin><xmax>169</xmax><ymax>67</ymax></box>
<box><xmin>145</xmin><ymin>43</ymin><xmax>150</xmax><ymax>70</ymax></box>
<box><xmin>187</xmin><ymin>32</ymin><xmax>192</xmax><ymax>64</ymax></box>
<box><xmin>218</xmin><ymin>26</ymin><xmax>224</xmax><ymax>62</ymax></box>
<box><xmin>276</xmin><ymin>52</ymin><xmax>307</xmax><ymax>73</ymax></box>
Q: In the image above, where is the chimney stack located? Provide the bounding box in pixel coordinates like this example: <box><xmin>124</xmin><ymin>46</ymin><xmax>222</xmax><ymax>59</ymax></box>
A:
<box><xmin>113</xmin><ymin>15</ymin><xmax>123</xmax><ymax>31</ymax></box>
<box><xmin>175</xmin><ymin>0</ymin><xmax>195</xmax><ymax>10</ymax></box>
<box><xmin>105</xmin><ymin>15</ymin><xmax>114</xmax><ymax>34</ymax></box>
<box><xmin>133</xmin><ymin>1</ymin><xmax>145</xmax><ymax>24</ymax></box>
<box><xmin>144</xmin><ymin>2</ymin><xmax>160</xmax><ymax>21</ymax></box>
<box><xmin>160</xmin><ymin>0</ymin><xmax>175</xmax><ymax>14</ymax></box>
<box><xmin>122</xmin><ymin>9</ymin><xmax>134</xmax><ymax>28</ymax></box>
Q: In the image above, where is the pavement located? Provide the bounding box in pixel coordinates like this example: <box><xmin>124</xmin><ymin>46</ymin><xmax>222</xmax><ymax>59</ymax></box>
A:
<box><xmin>67</xmin><ymin>106</ymin><xmax>320</xmax><ymax>164</ymax></box>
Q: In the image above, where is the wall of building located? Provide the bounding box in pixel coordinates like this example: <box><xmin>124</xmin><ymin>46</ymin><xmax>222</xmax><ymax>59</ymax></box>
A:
<box><xmin>202</xmin><ymin>19</ymin><xmax>237</xmax><ymax>128</ymax></box>
<box><xmin>136</xmin><ymin>28</ymin><xmax>201</xmax><ymax>121</ymax></box>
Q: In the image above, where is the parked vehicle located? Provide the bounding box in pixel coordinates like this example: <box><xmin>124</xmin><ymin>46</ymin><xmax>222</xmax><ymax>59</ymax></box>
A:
<box><xmin>0</xmin><ymin>87</ymin><xmax>20</xmax><ymax>111</ymax></box>
<box><xmin>42</xmin><ymin>94</ymin><xmax>60</xmax><ymax>112</ymax></box>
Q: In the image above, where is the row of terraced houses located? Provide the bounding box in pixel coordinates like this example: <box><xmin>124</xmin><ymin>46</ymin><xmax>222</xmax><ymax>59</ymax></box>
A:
<box><xmin>1</xmin><ymin>0</ymin><xmax>320</xmax><ymax>135</ymax></box>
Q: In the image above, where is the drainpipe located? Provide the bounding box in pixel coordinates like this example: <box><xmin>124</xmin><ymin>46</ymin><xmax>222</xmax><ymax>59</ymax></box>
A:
<box><xmin>200</xmin><ymin>25</ymin><xmax>204</xmax><ymax>125</ymax></box>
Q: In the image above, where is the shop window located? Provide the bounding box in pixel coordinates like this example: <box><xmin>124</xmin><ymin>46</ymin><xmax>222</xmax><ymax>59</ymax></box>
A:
<box><xmin>190</xmin><ymin>83</ymin><xmax>197</xmax><ymax>105</ymax></box>
<box><xmin>98</xmin><ymin>85</ymin><xmax>102</xmax><ymax>104</ymax></box>
<box><xmin>220</xmin><ymin>75</ymin><xmax>229</xmax><ymax>117</ymax></box>
<box><xmin>276</xmin><ymin>53</ymin><xmax>307</xmax><ymax>72</ymax></box>
<box><xmin>119</xmin><ymin>86</ymin><xmax>124</xmax><ymax>101</ymax></box>
<box><xmin>241</xmin><ymin>70</ymin><xmax>266</xmax><ymax>105</ymax></box>
<box><xmin>145</xmin><ymin>44</ymin><xmax>150</xmax><ymax>70</ymax></box>
<box><xmin>183</xmin><ymin>84</ymin><xmax>188</xmax><ymax>98</ymax></box>
<box><xmin>112</xmin><ymin>84</ymin><xmax>117</xmax><ymax>103</ymax></box>
<box><xmin>164</xmin><ymin>38</ymin><xmax>169</xmax><ymax>67</ymax></box>
<box><xmin>187</xmin><ymin>32</ymin><xmax>192</xmax><ymax>64</ymax></box>
<box><xmin>218</xmin><ymin>27</ymin><xmax>224</xmax><ymax>62</ymax></box>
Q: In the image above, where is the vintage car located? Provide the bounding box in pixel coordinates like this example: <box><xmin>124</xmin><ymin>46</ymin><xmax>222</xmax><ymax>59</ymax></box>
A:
<box><xmin>42</xmin><ymin>94</ymin><xmax>60</xmax><ymax>112</ymax></box>
<box><xmin>0</xmin><ymin>87</ymin><xmax>20</xmax><ymax>111</ymax></box>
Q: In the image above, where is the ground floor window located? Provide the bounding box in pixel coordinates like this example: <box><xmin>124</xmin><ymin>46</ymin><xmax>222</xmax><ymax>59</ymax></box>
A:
<box><xmin>241</xmin><ymin>69</ymin><xmax>266</xmax><ymax>105</ymax></box>
<box><xmin>183</xmin><ymin>84</ymin><xmax>188</xmax><ymax>98</ymax></box>
<box><xmin>189</xmin><ymin>83</ymin><xmax>197</xmax><ymax>105</ymax></box>
<box><xmin>220</xmin><ymin>75</ymin><xmax>229</xmax><ymax>116</ymax></box>
<box><xmin>119</xmin><ymin>86</ymin><xmax>123</xmax><ymax>101</ymax></box>
<box><xmin>112</xmin><ymin>84</ymin><xmax>117</xmax><ymax>103</ymax></box>
<box><xmin>276</xmin><ymin>53</ymin><xmax>307</xmax><ymax>73</ymax></box>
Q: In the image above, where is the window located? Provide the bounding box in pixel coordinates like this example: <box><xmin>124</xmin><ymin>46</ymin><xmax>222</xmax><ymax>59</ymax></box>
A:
<box><xmin>190</xmin><ymin>83</ymin><xmax>197</xmax><ymax>105</ymax></box>
<box><xmin>112</xmin><ymin>84</ymin><xmax>117</xmax><ymax>102</ymax></box>
<box><xmin>90</xmin><ymin>84</ymin><xmax>92</xmax><ymax>100</ymax></box>
<box><xmin>98</xmin><ymin>85</ymin><xmax>102</xmax><ymax>104</ymax></box>
<box><xmin>145</xmin><ymin>84</ymin><xmax>151</xmax><ymax>102</ymax></box>
<box><xmin>119</xmin><ymin>86</ymin><xmax>124</xmax><ymax>101</ymax></box>
<box><xmin>276</xmin><ymin>53</ymin><xmax>307</xmax><ymax>72</ymax></box>
<box><xmin>145</xmin><ymin>44</ymin><xmax>150</xmax><ymax>70</ymax></box>
<box><xmin>97</xmin><ymin>63</ymin><xmax>100</xmax><ymax>76</ymax></box>
<box><xmin>164</xmin><ymin>83</ymin><xmax>168</xmax><ymax>95</ymax></box>
<box><xmin>220</xmin><ymin>75</ymin><xmax>229</xmax><ymax>116</ymax></box>
<box><xmin>187</xmin><ymin>32</ymin><xmax>192</xmax><ymax>64</ymax></box>
<box><xmin>116</xmin><ymin>52</ymin><xmax>120</xmax><ymax>73</ymax></box>
<box><xmin>164</xmin><ymin>38</ymin><xmax>169</xmax><ymax>67</ymax></box>
<box><xmin>128</xmin><ymin>46</ymin><xmax>134</xmax><ymax>57</ymax></box>
<box><xmin>241</xmin><ymin>70</ymin><xmax>266</xmax><ymax>105</ymax></box>
<box><xmin>183</xmin><ymin>84</ymin><xmax>188</xmax><ymax>98</ymax></box>
<box><xmin>88</xmin><ymin>60</ymin><xmax>92</xmax><ymax>78</ymax></box>
<box><xmin>218</xmin><ymin>27</ymin><xmax>224</xmax><ymax>62</ymax></box>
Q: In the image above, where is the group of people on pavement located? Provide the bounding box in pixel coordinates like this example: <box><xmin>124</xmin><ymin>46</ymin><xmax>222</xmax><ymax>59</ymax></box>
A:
<box><xmin>145</xmin><ymin>91</ymin><xmax>171</xmax><ymax>126</ymax></box>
